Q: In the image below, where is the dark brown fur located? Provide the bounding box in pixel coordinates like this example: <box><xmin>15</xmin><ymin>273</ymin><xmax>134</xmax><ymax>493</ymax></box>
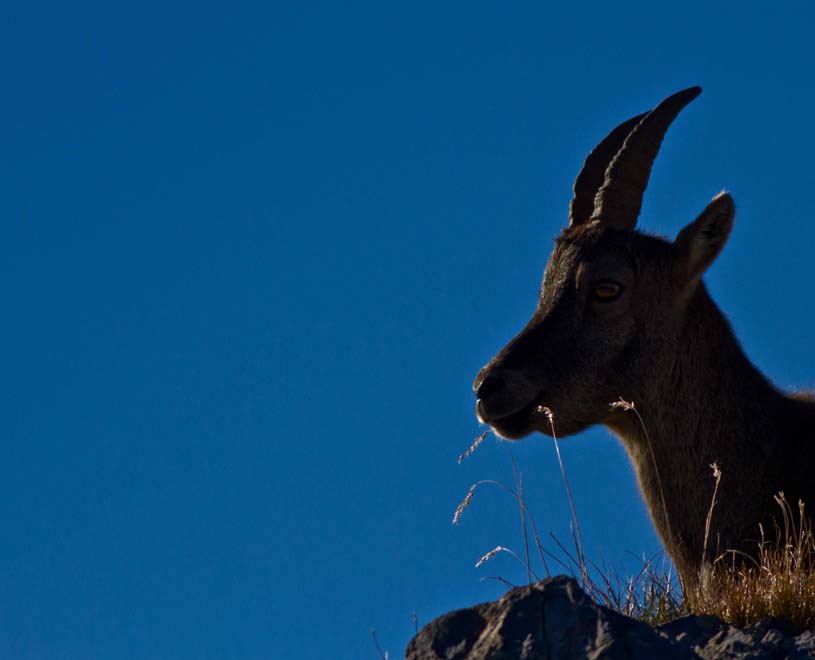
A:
<box><xmin>473</xmin><ymin>108</ymin><xmax>815</xmax><ymax>587</ymax></box>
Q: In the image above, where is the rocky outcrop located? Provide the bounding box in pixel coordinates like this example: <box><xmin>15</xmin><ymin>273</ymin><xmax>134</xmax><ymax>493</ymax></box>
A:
<box><xmin>405</xmin><ymin>576</ymin><xmax>815</xmax><ymax>659</ymax></box>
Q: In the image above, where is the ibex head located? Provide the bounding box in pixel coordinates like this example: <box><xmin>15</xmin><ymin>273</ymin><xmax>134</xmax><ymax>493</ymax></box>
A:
<box><xmin>473</xmin><ymin>87</ymin><xmax>735</xmax><ymax>440</ymax></box>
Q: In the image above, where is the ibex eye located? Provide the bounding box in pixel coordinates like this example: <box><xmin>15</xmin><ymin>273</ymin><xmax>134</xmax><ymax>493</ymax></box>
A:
<box><xmin>592</xmin><ymin>280</ymin><xmax>623</xmax><ymax>301</ymax></box>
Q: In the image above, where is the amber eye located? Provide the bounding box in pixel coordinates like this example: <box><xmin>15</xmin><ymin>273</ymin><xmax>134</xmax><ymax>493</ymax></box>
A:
<box><xmin>592</xmin><ymin>280</ymin><xmax>623</xmax><ymax>301</ymax></box>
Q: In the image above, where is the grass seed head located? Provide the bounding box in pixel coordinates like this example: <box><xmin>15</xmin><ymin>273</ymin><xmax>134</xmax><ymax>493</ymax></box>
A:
<box><xmin>452</xmin><ymin>485</ymin><xmax>477</xmax><ymax>525</ymax></box>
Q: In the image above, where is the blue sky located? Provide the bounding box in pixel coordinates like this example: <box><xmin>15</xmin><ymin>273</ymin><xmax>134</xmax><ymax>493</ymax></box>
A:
<box><xmin>4</xmin><ymin>2</ymin><xmax>815</xmax><ymax>658</ymax></box>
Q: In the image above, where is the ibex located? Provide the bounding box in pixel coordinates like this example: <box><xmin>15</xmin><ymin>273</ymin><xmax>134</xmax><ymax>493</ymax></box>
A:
<box><xmin>472</xmin><ymin>87</ymin><xmax>815</xmax><ymax>587</ymax></box>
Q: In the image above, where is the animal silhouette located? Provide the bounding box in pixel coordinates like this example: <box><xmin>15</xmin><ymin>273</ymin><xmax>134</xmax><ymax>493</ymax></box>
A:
<box><xmin>473</xmin><ymin>87</ymin><xmax>815</xmax><ymax>586</ymax></box>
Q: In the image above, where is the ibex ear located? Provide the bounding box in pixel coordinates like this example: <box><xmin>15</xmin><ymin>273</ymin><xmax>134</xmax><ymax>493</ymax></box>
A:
<box><xmin>673</xmin><ymin>192</ymin><xmax>735</xmax><ymax>288</ymax></box>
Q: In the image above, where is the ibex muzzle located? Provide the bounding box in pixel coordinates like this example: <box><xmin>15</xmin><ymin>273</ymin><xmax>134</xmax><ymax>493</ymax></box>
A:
<box><xmin>471</xmin><ymin>87</ymin><xmax>815</xmax><ymax>586</ymax></box>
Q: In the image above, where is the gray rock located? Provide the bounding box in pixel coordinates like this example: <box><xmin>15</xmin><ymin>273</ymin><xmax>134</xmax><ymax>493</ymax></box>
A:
<box><xmin>406</xmin><ymin>576</ymin><xmax>692</xmax><ymax>659</ymax></box>
<box><xmin>406</xmin><ymin>576</ymin><xmax>815</xmax><ymax>660</ymax></box>
<box><xmin>656</xmin><ymin>614</ymin><xmax>727</xmax><ymax>646</ymax></box>
<box><xmin>791</xmin><ymin>630</ymin><xmax>815</xmax><ymax>658</ymax></box>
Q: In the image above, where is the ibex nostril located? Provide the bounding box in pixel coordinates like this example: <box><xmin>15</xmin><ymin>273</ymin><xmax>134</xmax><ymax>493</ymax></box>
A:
<box><xmin>476</xmin><ymin>374</ymin><xmax>504</xmax><ymax>400</ymax></box>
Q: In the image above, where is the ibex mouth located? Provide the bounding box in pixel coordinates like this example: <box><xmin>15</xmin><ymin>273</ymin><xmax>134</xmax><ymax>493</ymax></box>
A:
<box><xmin>477</xmin><ymin>397</ymin><xmax>546</xmax><ymax>440</ymax></box>
<box><xmin>474</xmin><ymin>368</ymin><xmax>546</xmax><ymax>438</ymax></box>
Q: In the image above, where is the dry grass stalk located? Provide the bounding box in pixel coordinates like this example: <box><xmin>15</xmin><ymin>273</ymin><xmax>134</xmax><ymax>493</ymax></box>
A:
<box><xmin>506</xmin><ymin>447</ymin><xmax>533</xmax><ymax>584</ymax></box>
<box><xmin>475</xmin><ymin>545</ymin><xmax>527</xmax><ymax>569</ymax></box>
<box><xmin>452</xmin><ymin>484</ymin><xmax>477</xmax><ymax>526</ymax></box>
<box><xmin>452</xmin><ymin>478</ymin><xmax>519</xmax><ymax>526</ymax></box>
<box><xmin>371</xmin><ymin>628</ymin><xmax>389</xmax><ymax>660</ymax></box>
<box><xmin>457</xmin><ymin>412</ymin><xmax>815</xmax><ymax>630</ymax></box>
<box><xmin>454</xmin><ymin>431</ymin><xmax>551</xmax><ymax>577</ymax></box>
<box><xmin>611</xmin><ymin>398</ymin><xmax>676</xmax><ymax>571</ymax></box>
<box><xmin>459</xmin><ymin>431</ymin><xmax>489</xmax><ymax>464</ymax></box>
<box><xmin>539</xmin><ymin>406</ymin><xmax>589</xmax><ymax>589</ymax></box>
<box><xmin>702</xmin><ymin>462</ymin><xmax>722</xmax><ymax>564</ymax></box>
<box><xmin>688</xmin><ymin>494</ymin><xmax>815</xmax><ymax>629</ymax></box>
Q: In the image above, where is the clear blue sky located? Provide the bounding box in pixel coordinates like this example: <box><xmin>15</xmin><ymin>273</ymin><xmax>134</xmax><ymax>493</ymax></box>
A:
<box><xmin>4</xmin><ymin>2</ymin><xmax>814</xmax><ymax>658</ymax></box>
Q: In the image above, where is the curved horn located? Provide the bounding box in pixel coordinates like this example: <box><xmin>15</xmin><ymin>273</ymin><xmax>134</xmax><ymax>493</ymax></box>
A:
<box><xmin>591</xmin><ymin>86</ymin><xmax>702</xmax><ymax>230</ymax></box>
<box><xmin>569</xmin><ymin>111</ymin><xmax>648</xmax><ymax>226</ymax></box>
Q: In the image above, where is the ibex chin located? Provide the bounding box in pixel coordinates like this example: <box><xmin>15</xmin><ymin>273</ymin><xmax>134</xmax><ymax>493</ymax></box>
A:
<box><xmin>473</xmin><ymin>87</ymin><xmax>815</xmax><ymax>587</ymax></box>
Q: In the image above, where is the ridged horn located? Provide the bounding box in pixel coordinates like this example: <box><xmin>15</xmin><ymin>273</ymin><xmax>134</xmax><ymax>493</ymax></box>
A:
<box><xmin>569</xmin><ymin>112</ymin><xmax>648</xmax><ymax>226</ymax></box>
<box><xmin>590</xmin><ymin>86</ymin><xmax>702</xmax><ymax>230</ymax></box>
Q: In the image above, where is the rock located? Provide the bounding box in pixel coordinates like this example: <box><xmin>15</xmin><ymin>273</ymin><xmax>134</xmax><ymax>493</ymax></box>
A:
<box><xmin>406</xmin><ymin>576</ymin><xmax>815</xmax><ymax>659</ymax></box>
<box><xmin>406</xmin><ymin>576</ymin><xmax>692</xmax><ymax>659</ymax></box>
<box><xmin>656</xmin><ymin>613</ymin><xmax>727</xmax><ymax>649</ymax></box>
<box><xmin>407</xmin><ymin>604</ymin><xmax>489</xmax><ymax>660</ymax></box>
<box><xmin>790</xmin><ymin>631</ymin><xmax>815</xmax><ymax>658</ymax></box>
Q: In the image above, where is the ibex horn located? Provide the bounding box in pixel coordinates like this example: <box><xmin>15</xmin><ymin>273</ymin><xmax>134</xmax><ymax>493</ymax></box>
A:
<box><xmin>590</xmin><ymin>86</ymin><xmax>702</xmax><ymax>230</ymax></box>
<box><xmin>569</xmin><ymin>112</ymin><xmax>648</xmax><ymax>226</ymax></box>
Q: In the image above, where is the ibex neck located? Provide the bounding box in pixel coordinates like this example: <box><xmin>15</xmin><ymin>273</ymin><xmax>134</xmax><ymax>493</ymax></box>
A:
<box><xmin>653</xmin><ymin>285</ymin><xmax>782</xmax><ymax>444</ymax></box>
<box><xmin>607</xmin><ymin>285</ymin><xmax>786</xmax><ymax>580</ymax></box>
